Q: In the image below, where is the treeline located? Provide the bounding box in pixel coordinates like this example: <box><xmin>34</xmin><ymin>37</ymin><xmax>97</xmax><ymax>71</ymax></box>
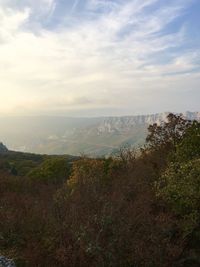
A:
<box><xmin>0</xmin><ymin>114</ymin><xmax>200</xmax><ymax>267</ymax></box>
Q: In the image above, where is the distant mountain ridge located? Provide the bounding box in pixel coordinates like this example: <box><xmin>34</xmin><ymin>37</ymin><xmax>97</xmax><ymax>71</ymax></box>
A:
<box><xmin>0</xmin><ymin>111</ymin><xmax>199</xmax><ymax>156</ymax></box>
<box><xmin>96</xmin><ymin>111</ymin><xmax>200</xmax><ymax>134</ymax></box>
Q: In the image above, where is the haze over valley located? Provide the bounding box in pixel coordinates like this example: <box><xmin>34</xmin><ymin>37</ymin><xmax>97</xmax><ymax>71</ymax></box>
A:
<box><xmin>0</xmin><ymin>111</ymin><xmax>199</xmax><ymax>156</ymax></box>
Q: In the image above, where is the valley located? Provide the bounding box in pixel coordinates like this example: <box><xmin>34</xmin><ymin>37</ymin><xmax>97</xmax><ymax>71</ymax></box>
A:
<box><xmin>0</xmin><ymin>111</ymin><xmax>199</xmax><ymax>156</ymax></box>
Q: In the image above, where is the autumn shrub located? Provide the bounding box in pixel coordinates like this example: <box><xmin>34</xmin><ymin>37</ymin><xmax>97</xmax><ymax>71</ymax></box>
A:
<box><xmin>52</xmin><ymin>151</ymin><xmax>183</xmax><ymax>267</ymax></box>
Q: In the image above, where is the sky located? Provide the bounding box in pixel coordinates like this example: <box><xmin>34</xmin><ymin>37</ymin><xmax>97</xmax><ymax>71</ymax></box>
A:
<box><xmin>0</xmin><ymin>0</ymin><xmax>199</xmax><ymax>117</ymax></box>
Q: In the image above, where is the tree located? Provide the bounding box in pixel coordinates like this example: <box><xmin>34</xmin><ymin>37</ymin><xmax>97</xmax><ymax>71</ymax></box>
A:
<box><xmin>174</xmin><ymin>121</ymin><xmax>200</xmax><ymax>162</ymax></box>
<box><xmin>146</xmin><ymin>113</ymin><xmax>192</xmax><ymax>151</ymax></box>
<box><xmin>28</xmin><ymin>157</ymin><xmax>70</xmax><ymax>184</ymax></box>
<box><xmin>156</xmin><ymin>159</ymin><xmax>200</xmax><ymax>234</ymax></box>
<box><xmin>156</xmin><ymin>120</ymin><xmax>200</xmax><ymax>235</ymax></box>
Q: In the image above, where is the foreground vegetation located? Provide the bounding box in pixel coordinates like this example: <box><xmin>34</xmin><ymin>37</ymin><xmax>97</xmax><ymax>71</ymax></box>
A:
<box><xmin>0</xmin><ymin>114</ymin><xmax>200</xmax><ymax>267</ymax></box>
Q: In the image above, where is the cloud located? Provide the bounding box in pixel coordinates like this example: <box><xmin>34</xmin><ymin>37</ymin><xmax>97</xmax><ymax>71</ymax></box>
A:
<box><xmin>0</xmin><ymin>0</ymin><xmax>199</xmax><ymax>116</ymax></box>
<box><xmin>0</xmin><ymin>7</ymin><xmax>29</xmax><ymax>42</ymax></box>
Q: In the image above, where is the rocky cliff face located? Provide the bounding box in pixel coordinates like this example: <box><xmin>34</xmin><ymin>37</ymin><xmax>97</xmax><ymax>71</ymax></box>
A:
<box><xmin>97</xmin><ymin>112</ymin><xmax>200</xmax><ymax>134</ymax></box>
<box><xmin>183</xmin><ymin>111</ymin><xmax>200</xmax><ymax>121</ymax></box>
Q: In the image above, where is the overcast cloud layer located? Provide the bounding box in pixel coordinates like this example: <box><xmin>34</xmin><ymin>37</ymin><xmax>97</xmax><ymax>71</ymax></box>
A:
<box><xmin>0</xmin><ymin>0</ymin><xmax>199</xmax><ymax>116</ymax></box>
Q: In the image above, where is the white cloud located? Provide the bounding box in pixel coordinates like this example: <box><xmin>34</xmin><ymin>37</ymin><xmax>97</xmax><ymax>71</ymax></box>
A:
<box><xmin>0</xmin><ymin>0</ymin><xmax>199</xmax><ymax>115</ymax></box>
<box><xmin>0</xmin><ymin>7</ymin><xmax>29</xmax><ymax>41</ymax></box>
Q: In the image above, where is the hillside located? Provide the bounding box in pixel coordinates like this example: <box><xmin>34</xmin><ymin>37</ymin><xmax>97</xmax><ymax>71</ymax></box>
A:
<box><xmin>0</xmin><ymin>111</ymin><xmax>199</xmax><ymax>156</ymax></box>
<box><xmin>0</xmin><ymin>147</ymin><xmax>78</xmax><ymax>177</ymax></box>
<box><xmin>0</xmin><ymin>113</ymin><xmax>200</xmax><ymax>267</ymax></box>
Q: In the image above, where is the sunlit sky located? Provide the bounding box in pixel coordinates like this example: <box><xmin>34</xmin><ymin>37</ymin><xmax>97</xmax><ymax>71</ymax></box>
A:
<box><xmin>0</xmin><ymin>0</ymin><xmax>199</xmax><ymax>116</ymax></box>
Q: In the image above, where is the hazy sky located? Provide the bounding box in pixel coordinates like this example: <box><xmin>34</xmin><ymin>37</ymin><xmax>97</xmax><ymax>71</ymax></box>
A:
<box><xmin>0</xmin><ymin>0</ymin><xmax>199</xmax><ymax>116</ymax></box>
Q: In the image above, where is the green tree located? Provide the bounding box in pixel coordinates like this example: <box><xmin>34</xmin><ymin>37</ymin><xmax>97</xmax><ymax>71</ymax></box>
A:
<box><xmin>174</xmin><ymin>121</ymin><xmax>200</xmax><ymax>162</ymax></box>
<box><xmin>146</xmin><ymin>113</ymin><xmax>192</xmax><ymax>151</ymax></box>
<box><xmin>28</xmin><ymin>157</ymin><xmax>70</xmax><ymax>184</ymax></box>
<box><xmin>156</xmin><ymin>121</ymin><xmax>200</xmax><ymax>234</ymax></box>
<box><xmin>156</xmin><ymin>159</ymin><xmax>200</xmax><ymax>234</ymax></box>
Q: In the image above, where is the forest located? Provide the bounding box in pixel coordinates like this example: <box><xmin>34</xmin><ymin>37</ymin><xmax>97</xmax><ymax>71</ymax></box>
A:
<box><xmin>0</xmin><ymin>113</ymin><xmax>200</xmax><ymax>267</ymax></box>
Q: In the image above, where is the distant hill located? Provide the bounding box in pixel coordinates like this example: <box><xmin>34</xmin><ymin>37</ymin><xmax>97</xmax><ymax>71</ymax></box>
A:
<box><xmin>0</xmin><ymin>111</ymin><xmax>199</xmax><ymax>156</ymax></box>
<box><xmin>0</xmin><ymin>148</ymin><xmax>78</xmax><ymax>177</ymax></box>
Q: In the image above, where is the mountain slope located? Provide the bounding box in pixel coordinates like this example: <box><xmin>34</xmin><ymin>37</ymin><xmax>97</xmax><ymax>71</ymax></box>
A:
<box><xmin>0</xmin><ymin>112</ymin><xmax>199</xmax><ymax>156</ymax></box>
